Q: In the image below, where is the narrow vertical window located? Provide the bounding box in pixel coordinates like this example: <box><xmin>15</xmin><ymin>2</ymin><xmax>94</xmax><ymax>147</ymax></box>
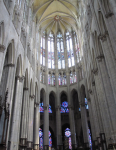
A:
<box><xmin>40</xmin><ymin>34</ymin><xmax>45</xmax><ymax>66</ymax></box>
<box><xmin>74</xmin><ymin>32</ymin><xmax>81</xmax><ymax>63</ymax></box>
<box><xmin>57</xmin><ymin>32</ymin><xmax>65</xmax><ymax>69</ymax></box>
<box><xmin>48</xmin><ymin>32</ymin><xmax>54</xmax><ymax>69</ymax></box>
<box><xmin>66</xmin><ymin>31</ymin><xmax>74</xmax><ymax>67</ymax></box>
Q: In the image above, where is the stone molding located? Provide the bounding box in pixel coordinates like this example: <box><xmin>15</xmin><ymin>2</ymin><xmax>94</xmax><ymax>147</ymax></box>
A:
<box><xmin>55</xmin><ymin>106</ymin><xmax>61</xmax><ymax>111</ymax></box>
<box><xmin>92</xmin><ymin>68</ymin><xmax>98</xmax><ymax>76</ymax></box>
<box><xmin>23</xmin><ymin>87</ymin><xmax>28</xmax><ymax>91</ymax></box>
<box><xmin>92</xmin><ymin>81</ymin><xmax>95</xmax><ymax>86</ymax></box>
<box><xmin>30</xmin><ymin>95</ymin><xmax>35</xmax><ymax>100</ymax></box>
<box><xmin>88</xmin><ymin>89</ymin><xmax>92</xmax><ymax>95</ymax></box>
<box><xmin>105</xmin><ymin>12</ymin><xmax>114</xmax><ymax>18</ymax></box>
<box><xmin>43</xmin><ymin>105</ymin><xmax>49</xmax><ymax>110</ymax></box>
<box><xmin>0</xmin><ymin>44</ymin><xmax>6</xmax><ymax>52</ymax></box>
<box><xmin>96</xmin><ymin>55</ymin><xmax>104</xmax><ymax>62</ymax></box>
<box><xmin>16</xmin><ymin>75</ymin><xmax>24</xmax><ymax>82</ymax></box>
<box><xmin>99</xmin><ymin>32</ymin><xmax>108</xmax><ymax>42</ymax></box>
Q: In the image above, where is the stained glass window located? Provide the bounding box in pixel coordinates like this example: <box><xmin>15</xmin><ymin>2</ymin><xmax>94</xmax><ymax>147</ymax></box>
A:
<box><xmin>58</xmin><ymin>74</ymin><xmax>66</xmax><ymax>86</ymax></box>
<box><xmin>65</xmin><ymin>128</ymin><xmax>72</xmax><ymax>149</ymax></box>
<box><xmin>40</xmin><ymin>34</ymin><xmax>45</xmax><ymax>66</ymax></box>
<box><xmin>48</xmin><ymin>73</ymin><xmax>55</xmax><ymax>86</ymax></box>
<box><xmin>85</xmin><ymin>98</ymin><xmax>89</xmax><ymax>109</ymax></box>
<box><xmin>39</xmin><ymin>103</ymin><xmax>44</xmax><ymax>112</ymax></box>
<box><xmin>49</xmin><ymin>131</ymin><xmax>52</xmax><ymax>147</ymax></box>
<box><xmin>60</xmin><ymin>101</ymin><xmax>69</xmax><ymax>113</ymax></box>
<box><xmin>57</xmin><ymin>32</ymin><xmax>65</xmax><ymax>69</ymax></box>
<box><xmin>79</xmin><ymin>98</ymin><xmax>88</xmax><ymax>111</ymax></box>
<box><xmin>39</xmin><ymin>128</ymin><xmax>43</xmax><ymax>149</ymax></box>
<box><xmin>70</xmin><ymin>72</ymin><xmax>77</xmax><ymax>84</ymax></box>
<box><xmin>48</xmin><ymin>32</ymin><xmax>55</xmax><ymax>69</ymax></box>
<box><xmin>66</xmin><ymin>31</ymin><xmax>74</xmax><ymax>67</ymax></box>
<box><xmin>49</xmin><ymin>105</ymin><xmax>52</xmax><ymax>113</ymax></box>
<box><xmin>88</xmin><ymin>128</ymin><xmax>92</xmax><ymax>149</ymax></box>
<box><xmin>74</xmin><ymin>32</ymin><xmax>81</xmax><ymax>63</ymax></box>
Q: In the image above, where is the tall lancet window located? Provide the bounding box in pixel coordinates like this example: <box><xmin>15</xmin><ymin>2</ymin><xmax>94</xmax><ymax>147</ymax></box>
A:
<box><xmin>48</xmin><ymin>32</ymin><xmax>55</xmax><ymax>69</ymax></box>
<box><xmin>40</xmin><ymin>33</ymin><xmax>45</xmax><ymax>66</ymax></box>
<box><xmin>74</xmin><ymin>32</ymin><xmax>81</xmax><ymax>62</ymax></box>
<box><xmin>66</xmin><ymin>31</ymin><xmax>74</xmax><ymax>67</ymax></box>
<box><xmin>57</xmin><ymin>32</ymin><xmax>65</xmax><ymax>69</ymax></box>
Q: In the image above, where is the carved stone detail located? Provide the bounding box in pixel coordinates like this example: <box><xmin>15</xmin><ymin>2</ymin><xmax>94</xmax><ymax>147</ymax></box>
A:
<box><xmin>96</xmin><ymin>55</ymin><xmax>104</xmax><ymax>62</ymax></box>
<box><xmin>105</xmin><ymin>12</ymin><xmax>114</xmax><ymax>18</ymax></box>
<box><xmin>0</xmin><ymin>44</ymin><xmax>6</xmax><ymax>52</ymax></box>
<box><xmin>88</xmin><ymin>89</ymin><xmax>92</xmax><ymax>95</ymax></box>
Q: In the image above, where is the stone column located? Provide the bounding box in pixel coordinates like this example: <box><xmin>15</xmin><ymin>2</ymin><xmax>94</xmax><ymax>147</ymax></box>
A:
<box><xmin>43</xmin><ymin>104</ymin><xmax>49</xmax><ymax>150</ymax></box>
<box><xmin>68</xmin><ymin>105</ymin><xmax>77</xmax><ymax>149</ymax></box>
<box><xmin>33</xmin><ymin>27</ymin><xmax>41</xmax><ymax>150</ymax></box>
<box><xmin>20</xmin><ymin>88</ymin><xmax>28</xmax><ymax>148</ymax></box>
<box><xmin>27</xmin><ymin>95</ymin><xmax>35</xmax><ymax>149</ymax></box>
<box><xmin>54</xmin><ymin>33</ymin><xmax>63</xmax><ymax>150</ymax></box>
<box><xmin>0</xmin><ymin>44</ymin><xmax>6</xmax><ymax>83</ymax></box>
<box><xmin>96</xmin><ymin>55</ymin><xmax>116</xmax><ymax>142</ymax></box>
<box><xmin>80</xmin><ymin>102</ymin><xmax>89</xmax><ymax>147</ymax></box>
<box><xmin>33</xmin><ymin>103</ymin><xmax>40</xmax><ymax>150</ymax></box>
<box><xmin>43</xmin><ymin>32</ymin><xmax>49</xmax><ymax>150</ymax></box>
<box><xmin>10</xmin><ymin>76</ymin><xmax>24</xmax><ymax>150</ymax></box>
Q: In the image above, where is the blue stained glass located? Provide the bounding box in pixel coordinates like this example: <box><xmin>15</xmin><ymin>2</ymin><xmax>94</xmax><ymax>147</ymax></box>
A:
<box><xmin>85</xmin><ymin>98</ymin><xmax>89</xmax><ymax>109</ymax></box>
<box><xmin>60</xmin><ymin>101</ymin><xmax>69</xmax><ymax>113</ymax></box>
<box><xmin>49</xmin><ymin>105</ymin><xmax>52</xmax><ymax>113</ymax></box>
<box><xmin>65</xmin><ymin>128</ymin><xmax>71</xmax><ymax>137</ymax></box>
<box><xmin>39</xmin><ymin>103</ymin><xmax>44</xmax><ymax>112</ymax></box>
<box><xmin>88</xmin><ymin>128</ymin><xmax>92</xmax><ymax>148</ymax></box>
<box><xmin>39</xmin><ymin>128</ymin><xmax>43</xmax><ymax>149</ymax></box>
<box><xmin>49</xmin><ymin>131</ymin><xmax>52</xmax><ymax>147</ymax></box>
<box><xmin>65</xmin><ymin>128</ymin><xmax>72</xmax><ymax>149</ymax></box>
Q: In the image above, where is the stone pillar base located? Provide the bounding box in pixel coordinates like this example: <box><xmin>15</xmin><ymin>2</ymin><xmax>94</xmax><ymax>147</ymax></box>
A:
<box><xmin>72</xmin><ymin>144</ymin><xmax>77</xmax><ymax>149</ymax></box>
<box><xmin>57</xmin><ymin>145</ymin><xmax>63</xmax><ymax>150</ymax></box>
<box><xmin>84</xmin><ymin>142</ymin><xmax>89</xmax><ymax>148</ymax></box>
<box><xmin>19</xmin><ymin>138</ymin><xmax>27</xmax><ymax>150</ymax></box>
<box><xmin>92</xmin><ymin>140</ymin><xmax>98</xmax><ymax>150</ymax></box>
<box><xmin>33</xmin><ymin>144</ymin><xmax>39</xmax><ymax>150</ymax></box>
<box><xmin>27</xmin><ymin>141</ymin><xmax>33</xmax><ymax>150</ymax></box>
<box><xmin>44</xmin><ymin>145</ymin><xmax>49</xmax><ymax>150</ymax></box>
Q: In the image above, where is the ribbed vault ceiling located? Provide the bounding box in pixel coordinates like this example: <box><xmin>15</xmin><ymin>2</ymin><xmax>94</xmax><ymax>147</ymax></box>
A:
<box><xmin>32</xmin><ymin>0</ymin><xmax>80</xmax><ymax>35</ymax></box>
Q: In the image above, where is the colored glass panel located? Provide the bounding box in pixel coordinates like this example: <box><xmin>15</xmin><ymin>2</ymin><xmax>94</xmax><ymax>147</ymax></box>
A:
<box><xmin>39</xmin><ymin>128</ymin><xmax>43</xmax><ymax>149</ymax></box>
<box><xmin>49</xmin><ymin>131</ymin><xmax>52</xmax><ymax>147</ymax></box>
<box><xmin>49</xmin><ymin>105</ymin><xmax>52</xmax><ymax>113</ymax></box>
<box><xmin>60</xmin><ymin>101</ymin><xmax>69</xmax><ymax>113</ymax></box>
<box><xmin>39</xmin><ymin>103</ymin><xmax>44</xmax><ymax>112</ymax></box>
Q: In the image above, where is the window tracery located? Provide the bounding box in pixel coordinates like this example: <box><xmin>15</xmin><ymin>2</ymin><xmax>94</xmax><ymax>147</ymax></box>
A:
<box><xmin>60</xmin><ymin>101</ymin><xmax>69</xmax><ymax>113</ymax></box>
<box><xmin>70</xmin><ymin>70</ymin><xmax>77</xmax><ymax>84</ymax></box>
<box><xmin>40</xmin><ymin>34</ymin><xmax>45</xmax><ymax>66</ymax></box>
<box><xmin>66</xmin><ymin>31</ymin><xmax>74</xmax><ymax>67</ymax></box>
<box><xmin>58</xmin><ymin>72</ymin><xmax>66</xmax><ymax>86</ymax></box>
<box><xmin>48</xmin><ymin>72</ymin><xmax>55</xmax><ymax>86</ymax></box>
<box><xmin>48</xmin><ymin>32</ymin><xmax>55</xmax><ymax>69</ymax></box>
<box><xmin>73</xmin><ymin>32</ymin><xmax>81</xmax><ymax>63</ymax></box>
<box><xmin>65</xmin><ymin>128</ymin><xmax>72</xmax><ymax>149</ymax></box>
<box><xmin>57</xmin><ymin>32</ymin><xmax>65</xmax><ymax>69</ymax></box>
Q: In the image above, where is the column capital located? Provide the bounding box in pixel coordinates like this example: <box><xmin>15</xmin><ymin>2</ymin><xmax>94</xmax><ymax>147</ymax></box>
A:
<box><xmin>79</xmin><ymin>102</ymin><xmax>85</xmax><ymax>107</ymax></box>
<box><xmin>98</xmin><ymin>31</ymin><xmax>108</xmax><ymax>42</ymax></box>
<box><xmin>43</xmin><ymin>105</ymin><xmax>49</xmax><ymax>110</ymax></box>
<box><xmin>55</xmin><ymin>106</ymin><xmax>61</xmax><ymax>111</ymax></box>
<box><xmin>34</xmin><ymin>102</ymin><xmax>39</xmax><ymax>107</ymax></box>
<box><xmin>68</xmin><ymin>105</ymin><xmax>74</xmax><ymax>110</ymax></box>
<box><xmin>23</xmin><ymin>87</ymin><xmax>28</xmax><ymax>91</ymax></box>
<box><xmin>92</xmin><ymin>68</ymin><xmax>98</xmax><ymax>76</ymax></box>
<box><xmin>30</xmin><ymin>95</ymin><xmax>35</xmax><ymax>99</ymax></box>
<box><xmin>88</xmin><ymin>89</ymin><xmax>93</xmax><ymax>95</ymax></box>
<box><xmin>0</xmin><ymin>44</ymin><xmax>6</xmax><ymax>52</ymax></box>
<box><xmin>92</xmin><ymin>81</ymin><xmax>95</xmax><ymax>86</ymax></box>
<box><xmin>16</xmin><ymin>75</ymin><xmax>25</xmax><ymax>82</ymax></box>
<box><xmin>105</xmin><ymin>12</ymin><xmax>114</xmax><ymax>18</ymax></box>
<box><xmin>96</xmin><ymin>55</ymin><xmax>104</xmax><ymax>62</ymax></box>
